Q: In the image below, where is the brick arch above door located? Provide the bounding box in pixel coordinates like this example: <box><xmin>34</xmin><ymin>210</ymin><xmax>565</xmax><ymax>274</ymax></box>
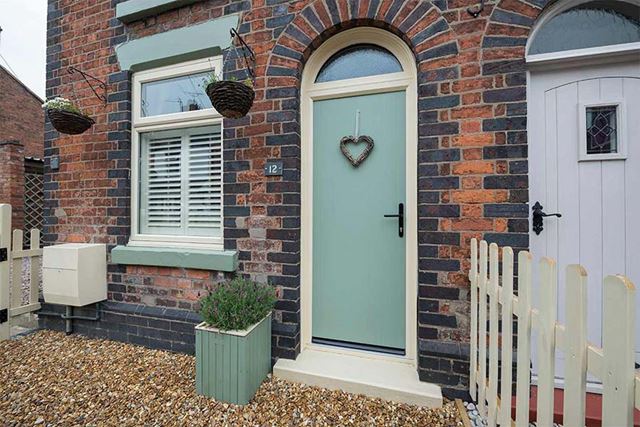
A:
<box><xmin>265</xmin><ymin>0</ymin><xmax>458</xmax><ymax>80</ymax></box>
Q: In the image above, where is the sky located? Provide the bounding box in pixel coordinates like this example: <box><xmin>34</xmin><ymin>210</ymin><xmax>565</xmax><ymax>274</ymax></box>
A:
<box><xmin>0</xmin><ymin>0</ymin><xmax>47</xmax><ymax>99</ymax></box>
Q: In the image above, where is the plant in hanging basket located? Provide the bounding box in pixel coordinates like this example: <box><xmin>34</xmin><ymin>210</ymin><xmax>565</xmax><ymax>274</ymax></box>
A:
<box><xmin>42</xmin><ymin>97</ymin><xmax>95</xmax><ymax>135</ymax></box>
<box><xmin>203</xmin><ymin>73</ymin><xmax>255</xmax><ymax>119</ymax></box>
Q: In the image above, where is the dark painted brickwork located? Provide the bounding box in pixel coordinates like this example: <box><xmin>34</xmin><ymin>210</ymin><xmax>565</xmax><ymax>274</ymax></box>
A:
<box><xmin>39</xmin><ymin>301</ymin><xmax>201</xmax><ymax>354</ymax></box>
<box><xmin>44</xmin><ymin>0</ymin><xmax>549</xmax><ymax>398</ymax></box>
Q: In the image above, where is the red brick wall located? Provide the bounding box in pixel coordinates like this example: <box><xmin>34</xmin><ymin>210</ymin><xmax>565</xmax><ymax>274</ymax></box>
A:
<box><xmin>0</xmin><ymin>141</ymin><xmax>25</xmax><ymax>230</ymax></box>
<box><xmin>45</xmin><ymin>0</ymin><xmax>547</xmax><ymax>396</ymax></box>
<box><xmin>0</xmin><ymin>67</ymin><xmax>44</xmax><ymax>159</ymax></box>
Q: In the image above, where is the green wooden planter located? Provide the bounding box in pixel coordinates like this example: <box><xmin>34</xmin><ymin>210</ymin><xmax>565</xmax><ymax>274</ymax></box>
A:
<box><xmin>195</xmin><ymin>313</ymin><xmax>271</xmax><ymax>404</ymax></box>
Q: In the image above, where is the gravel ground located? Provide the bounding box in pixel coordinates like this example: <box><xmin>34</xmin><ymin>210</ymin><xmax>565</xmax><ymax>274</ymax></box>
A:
<box><xmin>0</xmin><ymin>331</ymin><xmax>463</xmax><ymax>426</ymax></box>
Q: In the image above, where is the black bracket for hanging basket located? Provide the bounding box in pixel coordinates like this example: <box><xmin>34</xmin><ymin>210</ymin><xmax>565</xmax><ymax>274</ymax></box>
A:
<box><xmin>67</xmin><ymin>66</ymin><xmax>108</xmax><ymax>105</ymax></box>
<box><xmin>467</xmin><ymin>0</ymin><xmax>485</xmax><ymax>17</ymax></box>
<box><xmin>229</xmin><ymin>27</ymin><xmax>256</xmax><ymax>80</ymax></box>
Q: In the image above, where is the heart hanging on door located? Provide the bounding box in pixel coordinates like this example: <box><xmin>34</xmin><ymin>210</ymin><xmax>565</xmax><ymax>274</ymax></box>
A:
<box><xmin>339</xmin><ymin>135</ymin><xmax>375</xmax><ymax>167</ymax></box>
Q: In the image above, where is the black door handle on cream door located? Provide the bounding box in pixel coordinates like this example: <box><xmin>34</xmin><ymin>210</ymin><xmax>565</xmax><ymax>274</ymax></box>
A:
<box><xmin>384</xmin><ymin>203</ymin><xmax>404</xmax><ymax>237</ymax></box>
<box><xmin>532</xmin><ymin>201</ymin><xmax>562</xmax><ymax>235</ymax></box>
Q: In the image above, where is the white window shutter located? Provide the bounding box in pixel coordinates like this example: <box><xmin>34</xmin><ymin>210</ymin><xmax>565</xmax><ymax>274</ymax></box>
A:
<box><xmin>186</xmin><ymin>127</ymin><xmax>222</xmax><ymax>237</ymax></box>
<box><xmin>140</xmin><ymin>132</ymin><xmax>183</xmax><ymax>234</ymax></box>
<box><xmin>139</xmin><ymin>125</ymin><xmax>222</xmax><ymax>239</ymax></box>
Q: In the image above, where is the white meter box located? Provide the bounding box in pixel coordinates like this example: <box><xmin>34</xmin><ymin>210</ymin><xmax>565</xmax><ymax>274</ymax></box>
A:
<box><xmin>43</xmin><ymin>243</ymin><xmax>107</xmax><ymax>306</ymax></box>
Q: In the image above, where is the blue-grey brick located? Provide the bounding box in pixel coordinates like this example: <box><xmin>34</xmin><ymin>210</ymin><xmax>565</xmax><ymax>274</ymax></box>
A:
<box><xmin>483</xmin><ymin>87</ymin><xmax>526</xmax><ymax>103</ymax></box>
<box><xmin>266</xmin><ymin>14</ymin><xmax>294</xmax><ymax>28</ymax></box>
<box><xmin>420</xmin><ymin>149</ymin><xmax>460</xmax><ymax>163</ymax></box>
<box><xmin>418</xmin><ymin>42</ymin><xmax>458</xmax><ymax>61</ymax></box>
<box><xmin>482</xmin><ymin>36</ymin><xmax>527</xmax><ymax>48</ymax></box>
<box><xmin>492</xmin><ymin>9</ymin><xmax>534</xmax><ymax>27</ymax></box>
<box><xmin>483</xmin><ymin>116</ymin><xmax>527</xmax><ymax>131</ymax></box>
<box><xmin>484</xmin><ymin>203</ymin><xmax>529</xmax><ymax>218</ymax></box>
<box><xmin>419</xmin><ymin>231</ymin><xmax>460</xmax><ymax>245</ymax></box>
<box><xmin>419</xmin><ymin>204</ymin><xmax>460</xmax><ymax>218</ymax></box>
<box><xmin>419</xmin><ymin>95</ymin><xmax>460</xmax><ymax>111</ymax></box>
<box><xmin>484</xmin><ymin>232</ymin><xmax>529</xmax><ymax>248</ymax></box>
<box><xmin>420</xmin><ymin>176</ymin><xmax>459</xmax><ymax>190</ymax></box>
<box><xmin>413</xmin><ymin>19</ymin><xmax>449</xmax><ymax>45</ymax></box>
<box><xmin>484</xmin><ymin>175</ymin><xmax>528</xmax><ymax>189</ymax></box>
<box><xmin>420</xmin><ymin>122</ymin><xmax>459</xmax><ymax>136</ymax></box>
<box><xmin>483</xmin><ymin>145</ymin><xmax>528</xmax><ymax>159</ymax></box>
<box><xmin>509</xmin><ymin>160</ymin><xmax>528</xmax><ymax>174</ymax></box>
<box><xmin>483</xmin><ymin>60</ymin><xmax>525</xmax><ymax>75</ymax></box>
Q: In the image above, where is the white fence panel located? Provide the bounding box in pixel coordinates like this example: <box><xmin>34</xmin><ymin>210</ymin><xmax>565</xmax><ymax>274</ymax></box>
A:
<box><xmin>562</xmin><ymin>265</ymin><xmax>587</xmax><ymax>426</ymax></box>
<box><xmin>468</xmin><ymin>238</ymin><xmax>638</xmax><ymax>426</ymax></box>
<box><xmin>499</xmin><ymin>247</ymin><xmax>514</xmax><ymax>427</ymax></box>
<box><xmin>0</xmin><ymin>204</ymin><xmax>42</xmax><ymax>340</ymax></box>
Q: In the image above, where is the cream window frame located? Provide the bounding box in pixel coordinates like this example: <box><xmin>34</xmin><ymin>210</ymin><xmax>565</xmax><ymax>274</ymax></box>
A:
<box><xmin>525</xmin><ymin>0</ymin><xmax>640</xmax><ymax>67</ymax></box>
<box><xmin>130</xmin><ymin>56</ymin><xmax>225</xmax><ymax>249</ymax></box>
<box><xmin>578</xmin><ymin>100</ymin><xmax>627</xmax><ymax>161</ymax></box>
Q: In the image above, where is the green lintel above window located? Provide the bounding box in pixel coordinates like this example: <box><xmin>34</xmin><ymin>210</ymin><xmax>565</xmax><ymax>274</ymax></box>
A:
<box><xmin>114</xmin><ymin>13</ymin><xmax>239</xmax><ymax>72</ymax></box>
<box><xmin>111</xmin><ymin>245</ymin><xmax>238</xmax><ymax>272</ymax></box>
<box><xmin>116</xmin><ymin>0</ymin><xmax>204</xmax><ymax>23</ymax></box>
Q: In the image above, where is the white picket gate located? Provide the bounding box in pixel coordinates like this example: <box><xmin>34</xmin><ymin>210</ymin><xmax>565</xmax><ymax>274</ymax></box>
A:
<box><xmin>0</xmin><ymin>204</ymin><xmax>42</xmax><ymax>340</ymax></box>
<box><xmin>469</xmin><ymin>238</ymin><xmax>639</xmax><ymax>427</ymax></box>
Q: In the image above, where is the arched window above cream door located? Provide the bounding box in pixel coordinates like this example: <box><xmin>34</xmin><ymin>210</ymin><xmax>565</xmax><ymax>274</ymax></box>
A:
<box><xmin>527</xmin><ymin>0</ymin><xmax>640</xmax><ymax>60</ymax></box>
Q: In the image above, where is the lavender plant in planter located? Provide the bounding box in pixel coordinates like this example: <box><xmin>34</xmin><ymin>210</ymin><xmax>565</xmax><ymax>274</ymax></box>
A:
<box><xmin>196</xmin><ymin>277</ymin><xmax>276</xmax><ymax>404</ymax></box>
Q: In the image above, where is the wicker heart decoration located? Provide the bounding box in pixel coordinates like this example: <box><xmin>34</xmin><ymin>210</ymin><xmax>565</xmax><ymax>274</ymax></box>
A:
<box><xmin>339</xmin><ymin>135</ymin><xmax>374</xmax><ymax>167</ymax></box>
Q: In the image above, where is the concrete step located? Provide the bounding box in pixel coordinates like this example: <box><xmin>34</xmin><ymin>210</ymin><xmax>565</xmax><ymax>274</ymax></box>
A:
<box><xmin>273</xmin><ymin>348</ymin><xmax>442</xmax><ymax>407</ymax></box>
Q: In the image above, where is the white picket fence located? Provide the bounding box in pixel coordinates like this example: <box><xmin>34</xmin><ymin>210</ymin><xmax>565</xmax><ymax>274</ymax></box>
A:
<box><xmin>469</xmin><ymin>238</ymin><xmax>639</xmax><ymax>427</ymax></box>
<box><xmin>0</xmin><ymin>204</ymin><xmax>42</xmax><ymax>340</ymax></box>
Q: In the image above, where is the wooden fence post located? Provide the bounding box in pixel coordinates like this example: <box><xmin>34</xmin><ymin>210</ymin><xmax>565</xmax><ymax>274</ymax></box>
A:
<box><xmin>470</xmin><ymin>238</ymin><xmax>478</xmax><ymax>400</ymax></box>
<box><xmin>478</xmin><ymin>240</ymin><xmax>488</xmax><ymax>416</ymax></box>
<box><xmin>536</xmin><ymin>258</ymin><xmax>557</xmax><ymax>427</ymax></box>
<box><xmin>11</xmin><ymin>229</ymin><xmax>23</xmax><ymax>310</ymax></box>
<box><xmin>29</xmin><ymin>229</ymin><xmax>41</xmax><ymax>306</ymax></box>
<box><xmin>0</xmin><ymin>204</ymin><xmax>11</xmax><ymax>341</ymax></box>
<box><xmin>499</xmin><ymin>247</ymin><xmax>514</xmax><ymax>427</ymax></box>
<box><xmin>515</xmin><ymin>250</ymin><xmax>532</xmax><ymax>427</ymax></box>
<box><xmin>602</xmin><ymin>275</ymin><xmax>635</xmax><ymax>426</ymax></box>
<box><xmin>488</xmin><ymin>243</ymin><xmax>499</xmax><ymax>427</ymax></box>
<box><xmin>563</xmin><ymin>265</ymin><xmax>588</xmax><ymax>426</ymax></box>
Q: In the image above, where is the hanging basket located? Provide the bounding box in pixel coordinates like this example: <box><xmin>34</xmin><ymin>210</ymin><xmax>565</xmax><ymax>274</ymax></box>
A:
<box><xmin>206</xmin><ymin>81</ymin><xmax>255</xmax><ymax>119</ymax></box>
<box><xmin>47</xmin><ymin>109</ymin><xmax>95</xmax><ymax>135</ymax></box>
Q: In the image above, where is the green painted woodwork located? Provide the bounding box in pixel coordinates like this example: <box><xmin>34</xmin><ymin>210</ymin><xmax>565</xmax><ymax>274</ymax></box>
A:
<box><xmin>114</xmin><ymin>14</ymin><xmax>238</xmax><ymax>71</ymax></box>
<box><xmin>116</xmin><ymin>0</ymin><xmax>203</xmax><ymax>23</ymax></box>
<box><xmin>111</xmin><ymin>245</ymin><xmax>237</xmax><ymax>271</ymax></box>
<box><xmin>312</xmin><ymin>91</ymin><xmax>407</xmax><ymax>351</ymax></box>
<box><xmin>196</xmin><ymin>314</ymin><xmax>272</xmax><ymax>405</ymax></box>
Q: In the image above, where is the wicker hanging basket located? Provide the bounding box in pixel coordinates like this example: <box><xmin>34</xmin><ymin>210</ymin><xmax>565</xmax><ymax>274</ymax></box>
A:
<box><xmin>47</xmin><ymin>109</ymin><xmax>95</xmax><ymax>135</ymax></box>
<box><xmin>206</xmin><ymin>80</ymin><xmax>255</xmax><ymax>119</ymax></box>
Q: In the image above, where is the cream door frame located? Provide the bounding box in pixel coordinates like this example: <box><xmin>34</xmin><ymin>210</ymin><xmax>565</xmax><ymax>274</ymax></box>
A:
<box><xmin>300</xmin><ymin>27</ymin><xmax>418</xmax><ymax>366</ymax></box>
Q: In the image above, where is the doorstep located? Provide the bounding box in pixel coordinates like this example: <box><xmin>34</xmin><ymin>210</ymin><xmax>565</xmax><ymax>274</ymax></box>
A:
<box><xmin>273</xmin><ymin>348</ymin><xmax>442</xmax><ymax>407</ymax></box>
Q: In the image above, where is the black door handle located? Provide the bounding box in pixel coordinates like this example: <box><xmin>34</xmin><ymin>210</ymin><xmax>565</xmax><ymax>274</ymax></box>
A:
<box><xmin>532</xmin><ymin>201</ymin><xmax>562</xmax><ymax>235</ymax></box>
<box><xmin>384</xmin><ymin>203</ymin><xmax>404</xmax><ymax>237</ymax></box>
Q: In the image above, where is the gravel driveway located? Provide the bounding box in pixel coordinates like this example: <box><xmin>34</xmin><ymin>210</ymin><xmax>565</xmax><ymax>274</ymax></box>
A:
<box><xmin>0</xmin><ymin>331</ymin><xmax>462</xmax><ymax>426</ymax></box>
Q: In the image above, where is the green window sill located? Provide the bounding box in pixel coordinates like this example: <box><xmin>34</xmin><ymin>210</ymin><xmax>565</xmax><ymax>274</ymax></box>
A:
<box><xmin>111</xmin><ymin>245</ymin><xmax>238</xmax><ymax>272</ymax></box>
<box><xmin>116</xmin><ymin>0</ymin><xmax>203</xmax><ymax>23</ymax></box>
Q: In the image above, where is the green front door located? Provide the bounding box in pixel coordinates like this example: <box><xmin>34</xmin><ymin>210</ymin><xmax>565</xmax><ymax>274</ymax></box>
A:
<box><xmin>312</xmin><ymin>90</ymin><xmax>406</xmax><ymax>353</ymax></box>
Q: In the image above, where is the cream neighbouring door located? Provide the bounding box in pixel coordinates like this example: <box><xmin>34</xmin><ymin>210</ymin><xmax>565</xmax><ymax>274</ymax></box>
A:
<box><xmin>529</xmin><ymin>58</ymin><xmax>640</xmax><ymax>387</ymax></box>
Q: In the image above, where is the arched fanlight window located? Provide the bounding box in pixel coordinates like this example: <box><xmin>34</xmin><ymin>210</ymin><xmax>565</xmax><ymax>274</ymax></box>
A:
<box><xmin>315</xmin><ymin>44</ymin><xmax>403</xmax><ymax>83</ymax></box>
<box><xmin>529</xmin><ymin>0</ymin><xmax>640</xmax><ymax>55</ymax></box>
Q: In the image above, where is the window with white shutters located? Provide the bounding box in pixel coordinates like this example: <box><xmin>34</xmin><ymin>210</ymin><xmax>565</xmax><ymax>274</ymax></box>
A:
<box><xmin>131</xmin><ymin>56</ymin><xmax>224</xmax><ymax>248</ymax></box>
<box><xmin>139</xmin><ymin>125</ymin><xmax>222</xmax><ymax>238</ymax></box>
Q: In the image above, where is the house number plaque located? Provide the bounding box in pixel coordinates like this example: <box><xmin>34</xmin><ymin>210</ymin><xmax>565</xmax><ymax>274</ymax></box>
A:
<box><xmin>264</xmin><ymin>160</ymin><xmax>283</xmax><ymax>176</ymax></box>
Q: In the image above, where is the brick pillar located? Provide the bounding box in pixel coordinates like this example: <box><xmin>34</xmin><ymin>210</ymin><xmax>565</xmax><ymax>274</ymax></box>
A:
<box><xmin>0</xmin><ymin>140</ymin><xmax>25</xmax><ymax>231</ymax></box>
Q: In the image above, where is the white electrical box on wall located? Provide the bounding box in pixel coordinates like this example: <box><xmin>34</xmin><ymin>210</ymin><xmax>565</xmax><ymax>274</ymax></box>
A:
<box><xmin>43</xmin><ymin>243</ymin><xmax>107</xmax><ymax>307</ymax></box>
